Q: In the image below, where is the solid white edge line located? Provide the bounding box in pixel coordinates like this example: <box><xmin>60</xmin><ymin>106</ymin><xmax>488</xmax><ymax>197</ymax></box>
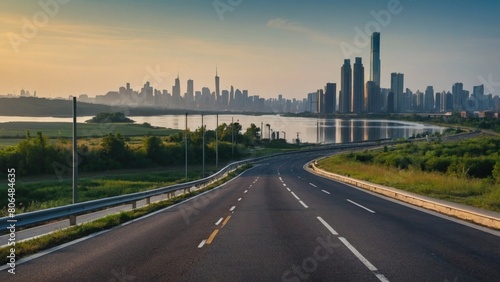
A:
<box><xmin>316</xmin><ymin>216</ymin><xmax>338</xmax><ymax>235</ymax></box>
<box><xmin>309</xmin><ymin>183</ymin><xmax>317</xmax><ymax>187</ymax></box>
<box><xmin>230</xmin><ymin>206</ymin><xmax>236</xmax><ymax>212</ymax></box>
<box><xmin>338</xmin><ymin>237</ymin><xmax>378</xmax><ymax>271</ymax></box>
<box><xmin>321</xmin><ymin>190</ymin><xmax>331</xmax><ymax>195</ymax></box>
<box><xmin>299</xmin><ymin>201</ymin><xmax>309</xmax><ymax>208</ymax></box>
<box><xmin>215</xmin><ymin>217</ymin><xmax>224</xmax><ymax>225</ymax></box>
<box><xmin>338</xmin><ymin>237</ymin><xmax>389</xmax><ymax>282</ymax></box>
<box><xmin>291</xmin><ymin>192</ymin><xmax>300</xmax><ymax>200</ymax></box>
<box><xmin>198</xmin><ymin>240</ymin><xmax>206</xmax><ymax>248</ymax></box>
<box><xmin>307</xmin><ymin>163</ymin><xmax>500</xmax><ymax>237</ymax></box>
<box><xmin>347</xmin><ymin>199</ymin><xmax>376</xmax><ymax>213</ymax></box>
<box><xmin>0</xmin><ymin>167</ymin><xmax>256</xmax><ymax>271</ymax></box>
<box><xmin>376</xmin><ymin>274</ymin><xmax>390</xmax><ymax>282</ymax></box>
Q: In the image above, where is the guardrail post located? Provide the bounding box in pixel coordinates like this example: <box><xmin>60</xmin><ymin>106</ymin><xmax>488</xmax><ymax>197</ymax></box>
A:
<box><xmin>132</xmin><ymin>201</ymin><xmax>137</xmax><ymax>209</ymax></box>
<box><xmin>146</xmin><ymin>197</ymin><xmax>151</xmax><ymax>205</ymax></box>
<box><xmin>69</xmin><ymin>215</ymin><xmax>77</xmax><ymax>226</ymax></box>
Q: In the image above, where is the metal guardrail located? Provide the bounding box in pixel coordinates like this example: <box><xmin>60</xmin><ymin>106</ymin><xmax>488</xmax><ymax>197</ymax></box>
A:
<box><xmin>0</xmin><ymin>140</ymin><xmax>390</xmax><ymax>231</ymax></box>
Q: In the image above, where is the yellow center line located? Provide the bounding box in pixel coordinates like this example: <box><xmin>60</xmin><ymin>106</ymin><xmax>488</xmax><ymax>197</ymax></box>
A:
<box><xmin>221</xmin><ymin>215</ymin><xmax>231</xmax><ymax>228</ymax></box>
<box><xmin>205</xmin><ymin>229</ymin><xmax>219</xmax><ymax>245</ymax></box>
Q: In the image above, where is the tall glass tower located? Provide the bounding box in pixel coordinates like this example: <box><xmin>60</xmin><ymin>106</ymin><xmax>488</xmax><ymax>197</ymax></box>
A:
<box><xmin>340</xmin><ymin>59</ymin><xmax>352</xmax><ymax>113</ymax></box>
<box><xmin>353</xmin><ymin>57</ymin><xmax>365</xmax><ymax>113</ymax></box>
<box><xmin>370</xmin><ymin>32</ymin><xmax>381</xmax><ymax>87</ymax></box>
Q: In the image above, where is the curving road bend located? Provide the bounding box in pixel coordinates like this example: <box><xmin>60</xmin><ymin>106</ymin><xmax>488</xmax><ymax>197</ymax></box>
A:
<box><xmin>1</xmin><ymin>151</ymin><xmax>499</xmax><ymax>281</ymax></box>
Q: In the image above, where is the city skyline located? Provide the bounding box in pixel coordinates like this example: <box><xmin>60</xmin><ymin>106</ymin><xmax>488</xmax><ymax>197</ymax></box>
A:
<box><xmin>0</xmin><ymin>1</ymin><xmax>499</xmax><ymax>100</ymax></box>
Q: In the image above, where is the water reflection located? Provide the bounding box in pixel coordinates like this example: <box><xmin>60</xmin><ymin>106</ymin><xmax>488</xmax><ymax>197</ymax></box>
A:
<box><xmin>0</xmin><ymin>115</ymin><xmax>444</xmax><ymax>144</ymax></box>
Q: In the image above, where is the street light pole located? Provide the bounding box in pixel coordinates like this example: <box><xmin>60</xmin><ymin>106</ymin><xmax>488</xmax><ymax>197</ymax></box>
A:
<box><xmin>231</xmin><ymin>117</ymin><xmax>234</xmax><ymax>159</ymax></box>
<box><xmin>72</xmin><ymin>97</ymin><xmax>78</xmax><ymax>204</ymax></box>
<box><xmin>185</xmin><ymin>113</ymin><xmax>188</xmax><ymax>180</ymax></box>
<box><xmin>202</xmin><ymin>114</ymin><xmax>205</xmax><ymax>178</ymax></box>
<box><xmin>216</xmin><ymin>114</ymin><xmax>219</xmax><ymax>169</ymax></box>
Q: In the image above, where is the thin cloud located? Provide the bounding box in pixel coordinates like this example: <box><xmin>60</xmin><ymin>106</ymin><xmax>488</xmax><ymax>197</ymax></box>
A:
<box><xmin>267</xmin><ymin>18</ymin><xmax>338</xmax><ymax>45</ymax></box>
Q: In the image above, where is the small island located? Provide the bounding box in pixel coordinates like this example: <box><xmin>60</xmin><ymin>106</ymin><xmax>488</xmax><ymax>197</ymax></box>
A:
<box><xmin>86</xmin><ymin>112</ymin><xmax>135</xmax><ymax>123</ymax></box>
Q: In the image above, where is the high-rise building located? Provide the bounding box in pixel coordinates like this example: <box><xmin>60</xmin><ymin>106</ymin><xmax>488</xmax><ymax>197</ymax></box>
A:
<box><xmin>215</xmin><ymin>67</ymin><xmax>220</xmax><ymax>103</ymax></box>
<box><xmin>452</xmin><ymin>82</ymin><xmax>464</xmax><ymax>111</ymax></box>
<box><xmin>307</xmin><ymin>92</ymin><xmax>317</xmax><ymax>113</ymax></box>
<box><xmin>186</xmin><ymin>79</ymin><xmax>194</xmax><ymax>106</ymax></box>
<box><xmin>317</xmin><ymin>89</ymin><xmax>324</xmax><ymax>114</ymax></box>
<box><xmin>324</xmin><ymin>83</ymin><xmax>336</xmax><ymax>114</ymax></box>
<box><xmin>473</xmin><ymin>84</ymin><xmax>485</xmax><ymax>110</ymax></box>
<box><xmin>370</xmin><ymin>32</ymin><xmax>381</xmax><ymax>87</ymax></box>
<box><xmin>340</xmin><ymin>59</ymin><xmax>352</xmax><ymax>113</ymax></box>
<box><xmin>352</xmin><ymin>57</ymin><xmax>365</xmax><ymax>113</ymax></box>
<box><xmin>173</xmin><ymin>75</ymin><xmax>181</xmax><ymax>98</ymax></box>
<box><xmin>424</xmin><ymin>86</ymin><xmax>434</xmax><ymax>112</ymax></box>
<box><xmin>365</xmin><ymin>81</ymin><xmax>380</xmax><ymax>112</ymax></box>
<box><xmin>435</xmin><ymin>92</ymin><xmax>441</xmax><ymax>112</ymax></box>
<box><xmin>390</xmin><ymin>73</ymin><xmax>404</xmax><ymax>112</ymax></box>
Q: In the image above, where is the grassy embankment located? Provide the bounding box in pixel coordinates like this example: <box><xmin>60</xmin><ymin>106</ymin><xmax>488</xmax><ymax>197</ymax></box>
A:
<box><xmin>0</xmin><ymin>166</ymin><xmax>221</xmax><ymax>217</ymax></box>
<box><xmin>0</xmin><ymin>121</ymin><xmax>179</xmax><ymax>148</ymax></box>
<box><xmin>317</xmin><ymin>137</ymin><xmax>500</xmax><ymax>212</ymax></box>
<box><xmin>0</xmin><ymin>164</ymin><xmax>252</xmax><ymax>265</ymax></box>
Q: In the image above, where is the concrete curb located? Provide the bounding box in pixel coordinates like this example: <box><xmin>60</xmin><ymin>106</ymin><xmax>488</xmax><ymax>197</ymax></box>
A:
<box><xmin>307</xmin><ymin>162</ymin><xmax>500</xmax><ymax>230</ymax></box>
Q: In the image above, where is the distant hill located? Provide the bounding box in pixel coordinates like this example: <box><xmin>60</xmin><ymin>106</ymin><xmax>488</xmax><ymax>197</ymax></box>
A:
<box><xmin>0</xmin><ymin>97</ymin><xmax>248</xmax><ymax>117</ymax></box>
<box><xmin>0</xmin><ymin>97</ymin><xmax>115</xmax><ymax>117</ymax></box>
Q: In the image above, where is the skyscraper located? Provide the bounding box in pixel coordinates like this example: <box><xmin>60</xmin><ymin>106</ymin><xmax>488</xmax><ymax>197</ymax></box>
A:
<box><xmin>365</xmin><ymin>81</ymin><xmax>380</xmax><ymax>112</ymax></box>
<box><xmin>317</xmin><ymin>89</ymin><xmax>324</xmax><ymax>114</ymax></box>
<box><xmin>185</xmin><ymin>79</ymin><xmax>194</xmax><ymax>107</ymax></box>
<box><xmin>352</xmin><ymin>57</ymin><xmax>364</xmax><ymax>113</ymax></box>
<box><xmin>452</xmin><ymin>82</ymin><xmax>464</xmax><ymax>111</ymax></box>
<box><xmin>340</xmin><ymin>59</ymin><xmax>352</xmax><ymax>113</ymax></box>
<box><xmin>390</xmin><ymin>73</ymin><xmax>404</xmax><ymax>112</ymax></box>
<box><xmin>324</xmin><ymin>83</ymin><xmax>336</xmax><ymax>114</ymax></box>
<box><xmin>215</xmin><ymin>67</ymin><xmax>220</xmax><ymax>103</ymax></box>
<box><xmin>473</xmin><ymin>84</ymin><xmax>485</xmax><ymax>110</ymax></box>
<box><xmin>370</xmin><ymin>32</ymin><xmax>381</xmax><ymax>87</ymax></box>
<box><xmin>424</xmin><ymin>86</ymin><xmax>434</xmax><ymax>112</ymax></box>
<box><xmin>173</xmin><ymin>75</ymin><xmax>181</xmax><ymax>98</ymax></box>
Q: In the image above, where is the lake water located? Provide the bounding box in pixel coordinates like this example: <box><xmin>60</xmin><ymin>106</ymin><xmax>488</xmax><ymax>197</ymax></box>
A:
<box><xmin>0</xmin><ymin>115</ymin><xmax>444</xmax><ymax>144</ymax></box>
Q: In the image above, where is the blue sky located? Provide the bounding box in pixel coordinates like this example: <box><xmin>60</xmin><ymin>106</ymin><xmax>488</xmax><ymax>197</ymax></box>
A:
<box><xmin>1</xmin><ymin>0</ymin><xmax>499</xmax><ymax>99</ymax></box>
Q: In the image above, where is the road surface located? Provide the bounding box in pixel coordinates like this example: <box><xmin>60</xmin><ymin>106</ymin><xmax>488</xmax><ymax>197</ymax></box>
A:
<box><xmin>2</xmin><ymin>151</ymin><xmax>499</xmax><ymax>281</ymax></box>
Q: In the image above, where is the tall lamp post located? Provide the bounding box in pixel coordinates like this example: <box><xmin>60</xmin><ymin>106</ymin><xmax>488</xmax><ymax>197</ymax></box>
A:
<box><xmin>202</xmin><ymin>114</ymin><xmax>205</xmax><ymax>178</ymax></box>
<box><xmin>185</xmin><ymin>113</ymin><xmax>188</xmax><ymax>180</ymax></box>
<box><xmin>72</xmin><ymin>97</ymin><xmax>78</xmax><ymax>204</ymax></box>
<box><xmin>216</xmin><ymin>114</ymin><xmax>219</xmax><ymax>169</ymax></box>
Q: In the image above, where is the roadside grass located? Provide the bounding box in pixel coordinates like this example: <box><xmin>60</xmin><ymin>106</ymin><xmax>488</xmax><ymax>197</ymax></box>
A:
<box><xmin>0</xmin><ymin>165</ymin><xmax>251</xmax><ymax>265</ymax></box>
<box><xmin>317</xmin><ymin>156</ymin><xmax>500</xmax><ymax>212</ymax></box>
<box><xmin>0</xmin><ymin>167</ymin><xmax>217</xmax><ymax>217</ymax></box>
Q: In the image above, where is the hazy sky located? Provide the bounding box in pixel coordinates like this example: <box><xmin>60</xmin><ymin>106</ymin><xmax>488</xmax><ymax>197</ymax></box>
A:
<box><xmin>1</xmin><ymin>0</ymin><xmax>499</xmax><ymax>100</ymax></box>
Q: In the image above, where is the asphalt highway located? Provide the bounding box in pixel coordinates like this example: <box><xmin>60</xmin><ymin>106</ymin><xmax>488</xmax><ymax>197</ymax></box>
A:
<box><xmin>2</xmin><ymin>151</ymin><xmax>499</xmax><ymax>281</ymax></box>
